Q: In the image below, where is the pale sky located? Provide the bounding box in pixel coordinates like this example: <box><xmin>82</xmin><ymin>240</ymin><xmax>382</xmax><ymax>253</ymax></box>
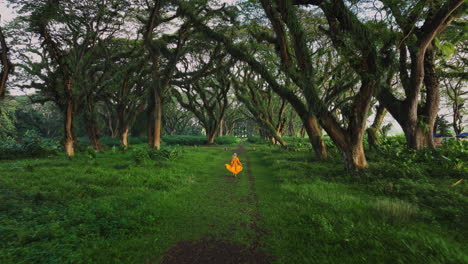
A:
<box><xmin>0</xmin><ymin>0</ymin><xmax>16</xmax><ymax>26</ymax></box>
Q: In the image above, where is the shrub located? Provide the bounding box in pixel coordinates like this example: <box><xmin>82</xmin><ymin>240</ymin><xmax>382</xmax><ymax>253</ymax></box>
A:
<box><xmin>0</xmin><ymin>131</ymin><xmax>61</xmax><ymax>159</ymax></box>
<box><xmin>214</xmin><ymin>136</ymin><xmax>241</xmax><ymax>145</ymax></box>
<box><xmin>247</xmin><ymin>136</ymin><xmax>268</xmax><ymax>144</ymax></box>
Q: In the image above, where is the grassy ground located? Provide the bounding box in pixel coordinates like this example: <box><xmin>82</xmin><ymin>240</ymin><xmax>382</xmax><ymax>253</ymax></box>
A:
<box><xmin>1</xmin><ymin>144</ymin><xmax>467</xmax><ymax>263</ymax></box>
<box><xmin>0</xmin><ymin>146</ymin><xmax>255</xmax><ymax>263</ymax></box>
<box><xmin>251</xmin><ymin>147</ymin><xmax>467</xmax><ymax>263</ymax></box>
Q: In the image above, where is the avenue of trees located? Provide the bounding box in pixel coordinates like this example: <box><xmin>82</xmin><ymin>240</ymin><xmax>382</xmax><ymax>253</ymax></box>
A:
<box><xmin>0</xmin><ymin>0</ymin><xmax>466</xmax><ymax>170</ymax></box>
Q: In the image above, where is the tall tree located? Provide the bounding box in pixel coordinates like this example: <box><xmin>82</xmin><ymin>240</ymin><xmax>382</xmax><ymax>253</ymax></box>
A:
<box><xmin>378</xmin><ymin>0</ymin><xmax>465</xmax><ymax>149</ymax></box>
<box><xmin>101</xmin><ymin>39</ymin><xmax>149</xmax><ymax>146</ymax></box>
<box><xmin>180</xmin><ymin>2</ymin><xmax>330</xmax><ymax>160</ymax></box>
<box><xmin>141</xmin><ymin>0</ymin><xmax>192</xmax><ymax>149</ymax></box>
<box><xmin>232</xmin><ymin>67</ymin><xmax>288</xmax><ymax>146</ymax></box>
<box><xmin>173</xmin><ymin>72</ymin><xmax>230</xmax><ymax>144</ymax></box>
<box><xmin>10</xmin><ymin>0</ymin><xmax>129</xmax><ymax>156</ymax></box>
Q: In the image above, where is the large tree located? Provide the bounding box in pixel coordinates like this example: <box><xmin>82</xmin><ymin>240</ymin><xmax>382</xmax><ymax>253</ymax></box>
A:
<box><xmin>141</xmin><ymin>0</ymin><xmax>195</xmax><ymax>149</ymax></box>
<box><xmin>10</xmin><ymin>0</ymin><xmax>129</xmax><ymax>156</ymax></box>
<box><xmin>173</xmin><ymin>72</ymin><xmax>230</xmax><ymax>144</ymax></box>
<box><xmin>180</xmin><ymin>1</ymin><xmax>331</xmax><ymax>161</ymax></box>
<box><xmin>377</xmin><ymin>0</ymin><xmax>465</xmax><ymax>149</ymax></box>
<box><xmin>232</xmin><ymin>66</ymin><xmax>289</xmax><ymax>146</ymax></box>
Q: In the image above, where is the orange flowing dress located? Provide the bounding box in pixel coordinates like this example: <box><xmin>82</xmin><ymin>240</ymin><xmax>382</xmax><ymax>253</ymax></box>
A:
<box><xmin>225</xmin><ymin>157</ymin><xmax>243</xmax><ymax>174</ymax></box>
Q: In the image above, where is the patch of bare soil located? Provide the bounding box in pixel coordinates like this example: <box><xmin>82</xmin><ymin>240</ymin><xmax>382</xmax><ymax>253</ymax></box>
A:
<box><xmin>158</xmin><ymin>238</ymin><xmax>272</xmax><ymax>264</ymax></box>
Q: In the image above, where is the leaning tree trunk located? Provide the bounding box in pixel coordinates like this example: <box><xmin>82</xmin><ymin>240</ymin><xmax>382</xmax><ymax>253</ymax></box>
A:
<box><xmin>64</xmin><ymin>79</ymin><xmax>75</xmax><ymax>157</ymax></box>
<box><xmin>367</xmin><ymin>104</ymin><xmax>387</xmax><ymax>147</ymax></box>
<box><xmin>273</xmin><ymin>131</ymin><xmax>287</xmax><ymax>146</ymax></box>
<box><xmin>303</xmin><ymin>115</ymin><xmax>329</xmax><ymax>159</ymax></box>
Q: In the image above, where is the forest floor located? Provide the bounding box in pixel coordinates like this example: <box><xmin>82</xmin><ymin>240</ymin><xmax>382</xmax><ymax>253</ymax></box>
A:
<box><xmin>0</xmin><ymin>144</ymin><xmax>467</xmax><ymax>263</ymax></box>
<box><xmin>158</xmin><ymin>145</ymin><xmax>272</xmax><ymax>264</ymax></box>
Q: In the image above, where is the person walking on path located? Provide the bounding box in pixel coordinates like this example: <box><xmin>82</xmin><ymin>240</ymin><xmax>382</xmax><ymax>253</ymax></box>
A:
<box><xmin>225</xmin><ymin>152</ymin><xmax>243</xmax><ymax>177</ymax></box>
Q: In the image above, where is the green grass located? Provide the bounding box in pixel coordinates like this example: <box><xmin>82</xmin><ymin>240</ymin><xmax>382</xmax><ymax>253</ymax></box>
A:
<box><xmin>0</xmin><ymin>145</ymin><xmax>253</xmax><ymax>263</ymax></box>
<box><xmin>251</xmin><ymin>149</ymin><xmax>468</xmax><ymax>264</ymax></box>
<box><xmin>1</xmin><ymin>144</ymin><xmax>467</xmax><ymax>263</ymax></box>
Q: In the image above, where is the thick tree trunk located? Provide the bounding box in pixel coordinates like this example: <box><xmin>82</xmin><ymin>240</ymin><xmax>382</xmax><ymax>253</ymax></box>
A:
<box><xmin>273</xmin><ymin>131</ymin><xmax>287</xmax><ymax>146</ymax></box>
<box><xmin>206</xmin><ymin>131</ymin><xmax>216</xmax><ymax>144</ymax></box>
<box><xmin>64</xmin><ymin>79</ymin><xmax>75</xmax><ymax>157</ymax></box>
<box><xmin>341</xmin><ymin>142</ymin><xmax>367</xmax><ymax>171</ymax></box>
<box><xmin>147</xmin><ymin>88</ymin><xmax>162</xmax><ymax>149</ymax></box>
<box><xmin>218</xmin><ymin>118</ymin><xmax>224</xmax><ymax>137</ymax></box>
<box><xmin>121</xmin><ymin>125</ymin><xmax>129</xmax><ymax>147</ymax></box>
<box><xmin>303</xmin><ymin>115</ymin><xmax>329</xmax><ymax>159</ymax></box>
<box><xmin>403</xmin><ymin>124</ymin><xmax>434</xmax><ymax>150</ymax></box>
<box><xmin>367</xmin><ymin>104</ymin><xmax>387</xmax><ymax>147</ymax></box>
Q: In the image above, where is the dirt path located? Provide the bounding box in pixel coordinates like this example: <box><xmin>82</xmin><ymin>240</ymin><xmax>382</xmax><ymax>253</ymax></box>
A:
<box><xmin>157</xmin><ymin>145</ymin><xmax>272</xmax><ymax>264</ymax></box>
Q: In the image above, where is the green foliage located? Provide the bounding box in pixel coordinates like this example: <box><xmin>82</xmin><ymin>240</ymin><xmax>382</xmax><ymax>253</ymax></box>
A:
<box><xmin>0</xmin><ymin>130</ymin><xmax>61</xmax><ymax>159</ymax></box>
<box><xmin>213</xmin><ymin>136</ymin><xmax>241</xmax><ymax>145</ymax></box>
<box><xmin>435</xmin><ymin>116</ymin><xmax>453</xmax><ymax>136</ymax></box>
<box><xmin>247</xmin><ymin>136</ymin><xmax>268</xmax><ymax>144</ymax></box>
<box><xmin>251</xmin><ymin>147</ymin><xmax>467</xmax><ymax>263</ymax></box>
<box><xmin>85</xmin><ymin>146</ymin><xmax>97</xmax><ymax>160</ymax></box>
<box><xmin>366</xmin><ymin>136</ymin><xmax>468</xmax><ymax>178</ymax></box>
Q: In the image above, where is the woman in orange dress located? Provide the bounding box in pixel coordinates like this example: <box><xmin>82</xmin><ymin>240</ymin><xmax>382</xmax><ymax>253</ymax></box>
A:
<box><xmin>225</xmin><ymin>153</ymin><xmax>243</xmax><ymax>177</ymax></box>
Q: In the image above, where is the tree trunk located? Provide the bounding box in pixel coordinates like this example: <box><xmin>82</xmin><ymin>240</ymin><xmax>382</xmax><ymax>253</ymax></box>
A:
<box><xmin>85</xmin><ymin>120</ymin><xmax>103</xmax><ymax>152</ymax></box>
<box><xmin>300</xmin><ymin>126</ymin><xmax>305</xmax><ymax>138</ymax></box>
<box><xmin>147</xmin><ymin>88</ymin><xmax>162</xmax><ymax>149</ymax></box>
<box><xmin>288</xmin><ymin>110</ymin><xmax>296</xmax><ymax>136</ymax></box>
<box><xmin>367</xmin><ymin>104</ymin><xmax>387</xmax><ymax>147</ymax></box>
<box><xmin>218</xmin><ymin>118</ymin><xmax>224</xmax><ymax>136</ymax></box>
<box><xmin>0</xmin><ymin>25</ymin><xmax>12</xmax><ymax>98</ymax></box>
<box><xmin>121</xmin><ymin>124</ymin><xmax>129</xmax><ymax>146</ymax></box>
<box><xmin>84</xmin><ymin>98</ymin><xmax>103</xmax><ymax>152</ymax></box>
<box><xmin>206</xmin><ymin>131</ymin><xmax>216</xmax><ymax>144</ymax></box>
<box><xmin>64</xmin><ymin>79</ymin><xmax>75</xmax><ymax>157</ymax></box>
<box><xmin>273</xmin><ymin>131</ymin><xmax>287</xmax><ymax>146</ymax></box>
<box><xmin>303</xmin><ymin>115</ymin><xmax>329</xmax><ymax>159</ymax></box>
<box><xmin>341</xmin><ymin>142</ymin><xmax>367</xmax><ymax>171</ymax></box>
<box><xmin>403</xmin><ymin>124</ymin><xmax>433</xmax><ymax>150</ymax></box>
<box><xmin>151</xmin><ymin>95</ymin><xmax>163</xmax><ymax>149</ymax></box>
